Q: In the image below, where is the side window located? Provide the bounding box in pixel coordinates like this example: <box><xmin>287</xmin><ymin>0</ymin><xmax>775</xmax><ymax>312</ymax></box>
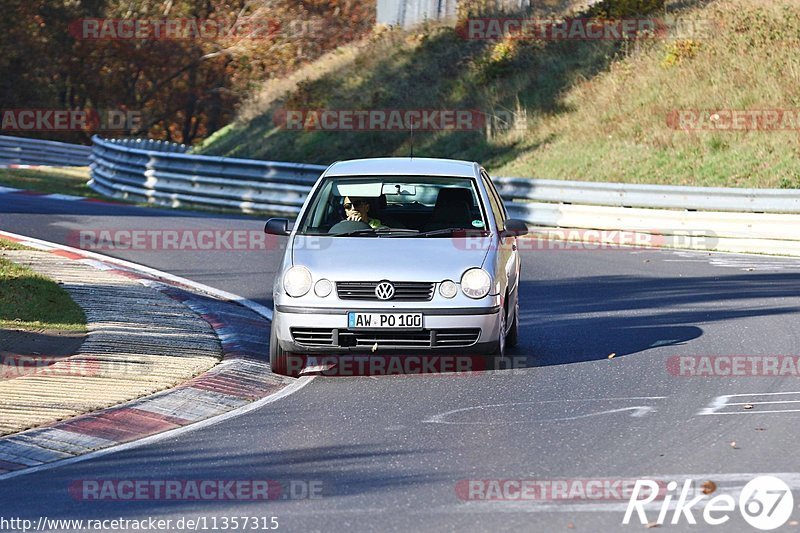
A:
<box><xmin>481</xmin><ymin>171</ymin><xmax>505</xmax><ymax>231</ymax></box>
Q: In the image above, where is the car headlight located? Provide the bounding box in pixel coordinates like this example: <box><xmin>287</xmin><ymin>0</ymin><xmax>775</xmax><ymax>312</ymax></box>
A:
<box><xmin>314</xmin><ymin>278</ymin><xmax>333</xmax><ymax>297</ymax></box>
<box><xmin>283</xmin><ymin>265</ymin><xmax>312</xmax><ymax>297</ymax></box>
<box><xmin>461</xmin><ymin>268</ymin><xmax>491</xmax><ymax>299</ymax></box>
<box><xmin>439</xmin><ymin>280</ymin><xmax>458</xmax><ymax>299</ymax></box>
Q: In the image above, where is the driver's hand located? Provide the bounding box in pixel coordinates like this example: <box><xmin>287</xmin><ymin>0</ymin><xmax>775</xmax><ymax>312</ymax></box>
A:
<box><xmin>347</xmin><ymin>213</ymin><xmax>363</xmax><ymax>222</ymax></box>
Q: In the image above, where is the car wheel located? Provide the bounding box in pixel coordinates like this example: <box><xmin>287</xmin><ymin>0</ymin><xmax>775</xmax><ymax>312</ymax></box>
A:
<box><xmin>269</xmin><ymin>322</ymin><xmax>297</xmax><ymax>377</ymax></box>
<box><xmin>486</xmin><ymin>307</ymin><xmax>506</xmax><ymax>370</ymax></box>
<box><xmin>506</xmin><ymin>293</ymin><xmax>519</xmax><ymax>349</ymax></box>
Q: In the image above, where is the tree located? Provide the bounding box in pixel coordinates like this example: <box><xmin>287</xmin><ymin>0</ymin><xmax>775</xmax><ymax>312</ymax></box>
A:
<box><xmin>1</xmin><ymin>0</ymin><xmax>375</xmax><ymax>144</ymax></box>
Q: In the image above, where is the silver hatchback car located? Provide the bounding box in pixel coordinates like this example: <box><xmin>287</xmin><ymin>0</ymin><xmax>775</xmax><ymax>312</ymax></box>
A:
<box><xmin>265</xmin><ymin>157</ymin><xmax>527</xmax><ymax>376</ymax></box>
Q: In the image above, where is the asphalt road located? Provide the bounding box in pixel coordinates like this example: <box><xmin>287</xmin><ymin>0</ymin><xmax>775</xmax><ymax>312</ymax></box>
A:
<box><xmin>3</xmin><ymin>194</ymin><xmax>800</xmax><ymax>532</ymax></box>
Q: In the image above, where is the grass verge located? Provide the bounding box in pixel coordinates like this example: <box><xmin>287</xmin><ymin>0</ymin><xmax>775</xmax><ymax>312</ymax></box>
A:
<box><xmin>198</xmin><ymin>0</ymin><xmax>800</xmax><ymax>189</ymax></box>
<box><xmin>0</xmin><ymin>239</ymin><xmax>87</xmax><ymax>332</ymax></box>
<box><xmin>0</xmin><ymin>167</ymin><xmax>100</xmax><ymax>197</ymax></box>
<box><xmin>0</xmin><ymin>238</ymin><xmax>32</xmax><ymax>251</ymax></box>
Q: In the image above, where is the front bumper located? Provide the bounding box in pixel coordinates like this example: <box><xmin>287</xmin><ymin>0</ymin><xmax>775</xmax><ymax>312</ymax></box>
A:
<box><xmin>273</xmin><ymin>305</ymin><xmax>501</xmax><ymax>354</ymax></box>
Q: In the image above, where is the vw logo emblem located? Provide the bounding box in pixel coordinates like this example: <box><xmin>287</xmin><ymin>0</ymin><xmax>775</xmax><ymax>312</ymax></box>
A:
<box><xmin>375</xmin><ymin>281</ymin><xmax>395</xmax><ymax>300</ymax></box>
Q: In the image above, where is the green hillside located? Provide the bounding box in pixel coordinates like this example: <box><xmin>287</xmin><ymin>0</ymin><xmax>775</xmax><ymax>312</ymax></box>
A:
<box><xmin>198</xmin><ymin>0</ymin><xmax>800</xmax><ymax>188</ymax></box>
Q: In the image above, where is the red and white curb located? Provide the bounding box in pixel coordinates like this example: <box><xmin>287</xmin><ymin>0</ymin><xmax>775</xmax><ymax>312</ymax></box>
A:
<box><xmin>0</xmin><ymin>182</ymin><xmax>125</xmax><ymax>205</ymax></box>
<box><xmin>0</xmin><ymin>165</ymin><xmax>54</xmax><ymax>170</ymax></box>
<box><xmin>0</xmin><ymin>230</ymin><xmax>308</xmax><ymax>480</ymax></box>
<box><xmin>0</xmin><ymin>164</ymin><xmax>62</xmax><ymax>169</ymax></box>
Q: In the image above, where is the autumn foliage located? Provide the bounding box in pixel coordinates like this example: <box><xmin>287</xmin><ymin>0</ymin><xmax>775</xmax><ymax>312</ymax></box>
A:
<box><xmin>1</xmin><ymin>0</ymin><xmax>374</xmax><ymax>144</ymax></box>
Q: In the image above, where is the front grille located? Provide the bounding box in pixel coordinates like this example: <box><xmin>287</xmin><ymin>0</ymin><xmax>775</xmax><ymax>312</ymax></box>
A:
<box><xmin>290</xmin><ymin>328</ymin><xmax>335</xmax><ymax>346</ymax></box>
<box><xmin>290</xmin><ymin>327</ymin><xmax>480</xmax><ymax>349</ymax></box>
<box><xmin>336</xmin><ymin>281</ymin><xmax>434</xmax><ymax>301</ymax></box>
<box><xmin>340</xmin><ymin>330</ymin><xmax>432</xmax><ymax>349</ymax></box>
<box><xmin>434</xmin><ymin>329</ymin><xmax>483</xmax><ymax>347</ymax></box>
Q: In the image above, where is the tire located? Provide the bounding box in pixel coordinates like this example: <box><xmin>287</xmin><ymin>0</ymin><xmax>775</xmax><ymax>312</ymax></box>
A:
<box><xmin>506</xmin><ymin>292</ymin><xmax>519</xmax><ymax>349</ymax></box>
<box><xmin>269</xmin><ymin>321</ymin><xmax>297</xmax><ymax>377</ymax></box>
<box><xmin>485</xmin><ymin>307</ymin><xmax>506</xmax><ymax>370</ymax></box>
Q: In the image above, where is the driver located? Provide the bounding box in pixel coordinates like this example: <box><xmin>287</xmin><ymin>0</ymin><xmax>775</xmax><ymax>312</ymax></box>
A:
<box><xmin>343</xmin><ymin>196</ymin><xmax>382</xmax><ymax>229</ymax></box>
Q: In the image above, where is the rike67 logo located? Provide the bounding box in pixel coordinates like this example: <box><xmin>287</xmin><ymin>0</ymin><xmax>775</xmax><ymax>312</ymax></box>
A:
<box><xmin>623</xmin><ymin>476</ymin><xmax>793</xmax><ymax>530</ymax></box>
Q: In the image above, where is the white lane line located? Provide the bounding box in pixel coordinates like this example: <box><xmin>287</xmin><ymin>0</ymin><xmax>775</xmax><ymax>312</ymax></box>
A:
<box><xmin>552</xmin><ymin>406</ymin><xmax>655</xmax><ymax>421</ymax></box>
<box><xmin>0</xmin><ymin>229</ymin><xmax>272</xmax><ymax>320</ymax></box>
<box><xmin>0</xmin><ymin>376</ymin><xmax>314</xmax><ymax>482</ymax></box>
<box><xmin>702</xmin><ymin>410</ymin><xmax>800</xmax><ymax>415</ymax></box>
<box><xmin>649</xmin><ymin>339</ymin><xmax>682</xmax><ymax>348</ymax></box>
<box><xmin>42</xmin><ymin>193</ymin><xmax>83</xmax><ymax>201</ymax></box>
<box><xmin>76</xmin><ymin>259</ymin><xmax>114</xmax><ymax>270</ymax></box>
<box><xmin>424</xmin><ymin>397</ymin><xmax>667</xmax><ymax>425</ymax></box>
<box><xmin>17</xmin><ymin>241</ymin><xmax>56</xmax><ymax>251</ymax></box>
<box><xmin>698</xmin><ymin>392</ymin><xmax>800</xmax><ymax>416</ymax></box>
<box><xmin>669</xmin><ymin>249</ymin><xmax>800</xmax><ymax>268</ymax></box>
<box><xmin>727</xmin><ymin>400</ymin><xmax>800</xmax><ymax>406</ymax></box>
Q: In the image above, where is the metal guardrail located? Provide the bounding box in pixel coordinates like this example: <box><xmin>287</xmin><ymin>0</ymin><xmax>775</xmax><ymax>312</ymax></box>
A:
<box><xmin>0</xmin><ymin>135</ymin><xmax>92</xmax><ymax>167</ymax></box>
<box><xmin>493</xmin><ymin>177</ymin><xmax>800</xmax><ymax>214</ymax></box>
<box><xmin>88</xmin><ymin>135</ymin><xmax>325</xmax><ymax>215</ymax></box>
<box><xmin>0</xmin><ymin>133</ymin><xmax>787</xmax><ymax>255</ymax></box>
<box><xmin>3</xmin><ymin>133</ymin><xmax>794</xmax><ymax>217</ymax></box>
<box><xmin>96</xmin><ymin>137</ymin><xmax>190</xmax><ymax>154</ymax></box>
<box><xmin>88</xmin><ymin>135</ymin><xmax>800</xmax><ymax>217</ymax></box>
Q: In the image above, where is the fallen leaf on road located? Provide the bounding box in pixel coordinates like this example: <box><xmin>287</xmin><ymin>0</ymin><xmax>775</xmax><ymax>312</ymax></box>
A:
<box><xmin>646</xmin><ymin>522</ymin><xmax>659</xmax><ymax>529</ymax></box>
<box><xmin>608</xmin><ymin>353</ymin><xmax>616</xmax><ymax>359</ymax></box>
<box><xmin>701</xmin><ymin>481</ymin><xmax>716</xmax><ymax>495</ymax></box>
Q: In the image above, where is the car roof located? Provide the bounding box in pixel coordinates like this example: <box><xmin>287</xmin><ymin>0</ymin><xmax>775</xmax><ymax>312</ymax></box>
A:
<box><xmin>324</xmin><ymin>157</ymin><xmax>479</xmax><ymax>178</ymax></box>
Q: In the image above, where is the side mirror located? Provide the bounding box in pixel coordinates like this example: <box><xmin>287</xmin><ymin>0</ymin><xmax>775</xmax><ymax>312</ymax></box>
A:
<box><xmin>502</xmin><ymin>218</ymin><xmax>529</xmax><ymax>238</ymax></box>
<box><xmin>264</xmin><ymin>218</ymin><xmax>290</xmax><ymax>236</ymax></box>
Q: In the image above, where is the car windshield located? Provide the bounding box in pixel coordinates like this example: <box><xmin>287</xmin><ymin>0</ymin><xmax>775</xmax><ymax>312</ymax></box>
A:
<box><xmin>295</xmin><ymin>176</ymin><xmax>489</xmax><ymax>236</ymax></box>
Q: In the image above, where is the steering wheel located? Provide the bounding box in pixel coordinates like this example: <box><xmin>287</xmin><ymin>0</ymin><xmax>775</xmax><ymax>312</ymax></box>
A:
<box><xmin>328</xmin><ymin>220</ymin><xmax>371</xmax><ymax>234</ymax></box>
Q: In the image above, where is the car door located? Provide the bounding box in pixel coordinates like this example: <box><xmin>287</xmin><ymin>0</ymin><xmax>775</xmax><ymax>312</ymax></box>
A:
<box><xmin>480</xmin><ymin>169</ymin><xmax>520</xmax><ymax>320</ymax></box>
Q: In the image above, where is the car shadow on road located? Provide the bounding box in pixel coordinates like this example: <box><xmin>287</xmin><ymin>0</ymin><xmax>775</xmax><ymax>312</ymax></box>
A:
<box><xmin>512</xmin><ymin>272</ymin><xmax>800</xmax><ymax>368</ymax></box>
<box><xmin>0</xmin><ymin>443</ymin><xmax>455</xmax><ymax>520</ymax></box>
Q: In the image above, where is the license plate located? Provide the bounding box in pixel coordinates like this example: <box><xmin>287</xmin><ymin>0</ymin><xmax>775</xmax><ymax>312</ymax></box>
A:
<box><xmin>347</xmin><ymin>312</ymin><xmax>423</xmax><ymax>330</ymax></box>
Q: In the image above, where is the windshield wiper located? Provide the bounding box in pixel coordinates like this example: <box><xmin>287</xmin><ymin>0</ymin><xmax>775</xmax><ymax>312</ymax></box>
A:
<box><xmin>374</xmin><ymin>228</ymin><xmax>419</xmax><ymax>235</ymax></box>
<box><xmin>416</xmin><ymin>227</ymin><xmax>489</xmax><ymax>237</ymax></box>
<box><xmin>332</xmin><ymin>227</ymin><xmax>421</xmax><ymax>237</ymax></box>
<box><xmin>330</xmin><ymin>228</ymin><xmax>379</xmax><ymax>237</ymax></box>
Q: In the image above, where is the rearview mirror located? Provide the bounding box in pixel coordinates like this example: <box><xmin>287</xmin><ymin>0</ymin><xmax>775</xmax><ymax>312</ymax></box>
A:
<box><xmin>264</xmin><ymin>218</ymin><xmax>290</xmax><ymax>236</ymax></box>
<box><xmin>382</xmin><ymin>183</ymin><xmax>416</xmax><ymax>195</ymax></box>
<box><xmin>502</xmin><ymin>218</ymin><xmax>529</xmax><ymax>237</ymax></box>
